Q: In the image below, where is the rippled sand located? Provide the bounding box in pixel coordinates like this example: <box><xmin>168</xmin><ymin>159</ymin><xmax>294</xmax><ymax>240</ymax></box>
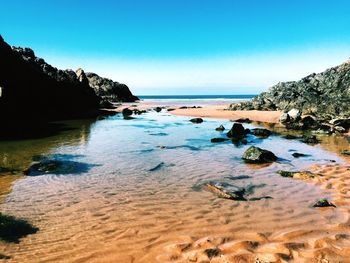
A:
<box><xmin>0</xmin><ymin>110</ymin><xmax>349</xmax><ymax>262</ymax></box>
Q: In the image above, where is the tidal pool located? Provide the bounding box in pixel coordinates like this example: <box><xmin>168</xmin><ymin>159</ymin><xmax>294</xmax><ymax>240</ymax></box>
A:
<box><xmin>0</xmin><ymin>111</ymin><xmax>347</xmax><ymax>262</ymax></box>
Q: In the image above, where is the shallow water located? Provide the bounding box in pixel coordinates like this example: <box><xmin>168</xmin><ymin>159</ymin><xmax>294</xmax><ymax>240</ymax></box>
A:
<box><xmin>0</xmin><ymin>110</ymin><xmax>348</xmax><ymax>262</ymax></box>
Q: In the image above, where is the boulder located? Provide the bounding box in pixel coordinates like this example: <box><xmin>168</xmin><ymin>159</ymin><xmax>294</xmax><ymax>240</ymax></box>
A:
<box><xmin>242</xmin><ymin>146</ymin><xmax>277</xmax><ymax>163</ymax></box>
<box><xmin>227</xmin><ymin>123</ymin><xmax>246</xmax><ymax>139</ymax></box>
<box><xmin>122</xmin><ymin>108</ymin><xmax>133</xmax><ymax>116</ymax></box>
<box><xmin>190</xmin><ymin>118</ymin><xmax>203</xmax><ymax>123</ymax></box>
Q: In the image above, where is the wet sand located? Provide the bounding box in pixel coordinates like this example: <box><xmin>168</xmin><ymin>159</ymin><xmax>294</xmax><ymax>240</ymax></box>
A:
<box><xmin>0</xmin><ymin>103</ymin><xmax>349</xmax><ymax>262</ymax></box>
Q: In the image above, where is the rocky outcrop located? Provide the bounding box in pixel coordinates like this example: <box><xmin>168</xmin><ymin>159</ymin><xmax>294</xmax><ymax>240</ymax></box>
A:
<box><xmin>0</xmin><ymin>35</ymin><xmax>100</xmax><ymax>121</ymax></box>
<box><xmin>85</xmin><ymin>72</ymin><xmax>139</xmax><ymax>102</ymax></box>
<box><xmin>0</xmin><ymin>35</ymin><xmax>139</xmax><ymax>123</ymax></box>
<box><xmin>229</xmin><ymin>60</ymin><xmax>350</xmax><ymax>121</ymax></box>
<box><xmin>11</xmin><ymin>44</ymin><xmax>138</xmax><ymax>104</ymax></box>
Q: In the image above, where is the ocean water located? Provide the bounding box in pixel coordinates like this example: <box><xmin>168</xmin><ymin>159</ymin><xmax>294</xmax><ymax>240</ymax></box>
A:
<box><xmin>0</xmin><ymin>107</ymin><xmax>348</xmax><ymax>262</ymax></box>
<box><xmin>138</xmin><ymin>94</ymin><xmax>255</xmax><ymax>107</ymax></box>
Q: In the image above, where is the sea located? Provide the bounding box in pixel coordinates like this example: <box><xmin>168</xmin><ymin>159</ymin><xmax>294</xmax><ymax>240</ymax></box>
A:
<box><xmin>138</xmin><ymin>94</ymin><xmax>255</xmax><ymax>107</ymax></box>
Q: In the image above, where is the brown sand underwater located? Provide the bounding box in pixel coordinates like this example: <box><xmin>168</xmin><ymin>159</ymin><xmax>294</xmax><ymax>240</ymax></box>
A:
<box><xmin>0</xmin><ymin>105</ymin><xmax>349</xmax><ymax>263</ymax></box>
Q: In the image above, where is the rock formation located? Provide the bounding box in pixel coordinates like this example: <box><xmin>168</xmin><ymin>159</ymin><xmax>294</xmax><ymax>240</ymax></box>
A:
<box><xmin>0</xmin><ymin>35</ymin><xmax>99</xmax><ymax>121</ymax></box>
<box><xmin>0</xmin><ymin>35</ymin><xmax>139</xmax><ymax>122</ymax></box>
<box><xmin>229</xmin><ymin>60</ymin><xmax>350</xmax><ymax>121</ymax></box>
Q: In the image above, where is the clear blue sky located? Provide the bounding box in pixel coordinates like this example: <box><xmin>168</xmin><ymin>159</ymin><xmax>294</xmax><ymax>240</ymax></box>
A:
<box><xmin>1</xmin><ymin>0</ymin><xmax>350</xmax><ymax>95</ymax></box>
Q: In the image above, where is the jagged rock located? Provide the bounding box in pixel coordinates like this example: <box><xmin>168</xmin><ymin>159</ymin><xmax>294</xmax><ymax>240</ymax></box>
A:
<box><xmin>242</xmin><ymin>146</ymin><xmax>277</xmax><ymax>163</ymax></box>
<box><xmin>251</xmin><ymin>128</ymin><xmax>272</xmax><ymax>138</ymax></box>
<box><xmin>229</xmin><ymin>60</ymin><xmax>350</xmax><ymax>121</ymax></box>
<box><xmin>313</xmin><ymin>199</ymin><xmax>336</xmax><ymax>208</ymax></box>
<box><xmin>211</xmin><ymin>138</ymin><xmax>229</xmax><ymax>143</ymax></box>
<box><xmin>0</xmin><ymin>36</ymin><xmax>99</xmax><ymax>121</ymax></box>
<box><xmin>227</xmin><ymin>123</ymin><xmax>246</xmax><ymax>139</ymax></box>
<box><xmin>190</xmin><ymin>118</ymin><xmax>203</xmax><ymax>123</ymax></box>
<box><xmin>215</xmin><ymin>125</ymin><xmax>225</xmax><ymax>131</ymax></box>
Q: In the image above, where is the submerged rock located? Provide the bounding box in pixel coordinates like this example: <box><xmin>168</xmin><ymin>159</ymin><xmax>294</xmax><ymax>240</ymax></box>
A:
<box><xmin>234</xmin><ymin>118</ymin><xmax>251</xmax><ymax>123</ymax></box>
<box><xmin>0</xmin><ymin>213</ymin><xmax>38</xmax><ymax>243</ymax></box>
<box><xmin>251</xmin><ymin>128</ymin><xmax>272</xmax><ymax>138</ymax></box>
<box><xmin>313</xmin><ymin>199</ymin><xmax>336</xmax><ymax>208</ymax></box>
<box><xmin>302</xmin><ymin>135</ymin><xmax>320</xmax><ymax>144</ymax></box>
<box><xmin>341</xmin><ymin>150</ymin><xmax>350</xmax><ymax>156</ymax></box>
<box><xmin>292</xmin><ymin>152</ymin><xmax>310</xmax><ymax>158</ymax></box>
<box><xmin>190</xmin><ymin>118</ymin><xmax>203</xmax><ymax>123</ymax></box>
<box><xmin>227</xmin><ymin>123</ymin><xmax>246</xmax><ymax>139</ymax></box>
<box><xmin>242</xmin><ymin>146</ymin><xmax>277</xmax><ymax>163</ymax></box>
<box><xmin>211</xmin><ymin>138</ymin><xmax>229</xmax><ymax>143</ymax></box>
<box><xmin>24</xmin><ymin>159</ymin><xmax>94</xmax><ymax>176</ymax></box>
<box><xmin>204</xmin><ymin>182</ymin><xmax>246</xmax><ymax>201</ymax></box>
<box><xmin>215</xmin><ymin>125</ymin><xmax>225</xmax><ymax>131</ymax></box>
<box><xmin>277</xmin><ymin>170</ymin><xmax>322</xmax><ymax>179</ymax></box>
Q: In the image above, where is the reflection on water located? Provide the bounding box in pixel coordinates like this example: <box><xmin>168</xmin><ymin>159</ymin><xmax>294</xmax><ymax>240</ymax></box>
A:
<box><xmin>0</xmin><ymin>111</ymin><xmax>348</xmax><ymax>262</ymax></box>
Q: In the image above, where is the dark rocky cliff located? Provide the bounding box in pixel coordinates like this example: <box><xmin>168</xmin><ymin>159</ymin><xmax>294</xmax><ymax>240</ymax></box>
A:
<box><xmin>0</xmin><ymin>36</ymin><xmax>100</xmax><ymax>121</ymax></box>
<box><xmin>230</xmin><ymin>60</ymin><xmax>350</xmax><ymax>121</ymax></box>
<box><xmin>11</xmin><ymin>43</ymin><xmax>139</xmax><ymax>104</ymax></box>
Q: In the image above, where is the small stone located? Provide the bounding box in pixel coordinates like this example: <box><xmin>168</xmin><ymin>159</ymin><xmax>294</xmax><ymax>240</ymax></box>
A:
<box><xmin>313</xmin><ymin>199</ymin><xmax>336</xmax><ymax>208</ymax></box>
<box><xmin>154</xmin><ymin>107</ymin><xmax>162</xmax><ymax>112</ymax></box>
<box><xmin>190</xmin><ymin>118</ymin><xmax>203</xmax><ymax>123</ymax></box>
<box><xmin>215</xmin><ymin>125</ymin><xmax>225</xmax><ymax>131</ymax></box>
<box><xmin>292</xmin><ymin>152</ymin><xmax>310</xmax><ymax>158</ymax></box>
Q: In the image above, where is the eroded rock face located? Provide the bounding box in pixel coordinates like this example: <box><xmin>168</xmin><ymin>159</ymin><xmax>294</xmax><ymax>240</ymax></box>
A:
<box><xmin>242</xmin><ymin>146</ymin><xmax>277</xmax><ymax>163</ymax></box>
<box><xmin>229</xmin><ymin>60</ymin><xmax>350</xmax><ymax>121</ymax></box>
<box><xmin>85</xmin><ymin>72</ymin><xmax>139</xmax><ymax>102</ymax></box>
